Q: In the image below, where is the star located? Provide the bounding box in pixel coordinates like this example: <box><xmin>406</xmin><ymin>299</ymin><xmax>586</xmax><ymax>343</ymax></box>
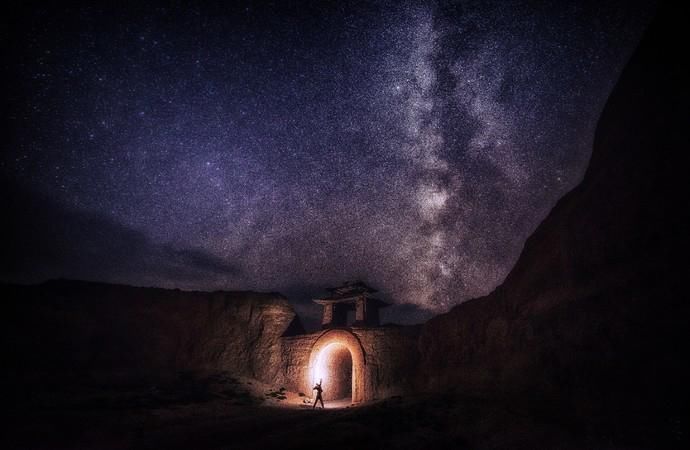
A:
<box><xmin>2</xmin><ymin>0</ymin><xmax>655</xmax><ymax>326</ymax></box>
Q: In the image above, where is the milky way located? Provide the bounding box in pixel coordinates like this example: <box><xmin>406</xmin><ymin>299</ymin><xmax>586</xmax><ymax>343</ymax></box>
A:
<box><xmin>3</xmin><ymin>1</ymin><xmax>654</xmax><ymax>325</ymax></box>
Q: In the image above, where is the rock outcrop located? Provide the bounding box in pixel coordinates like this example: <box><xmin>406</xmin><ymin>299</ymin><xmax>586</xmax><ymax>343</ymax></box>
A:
<box><xmin>4</xmin><ymin>278</ymin><xmax>421</xmax><ymax>405</ymax></box>
<box><xmin>417</xmin><ymin>5</ymin><xmax>688</xmax><ymax>423</ymax></box>
<box><xmin>3</xmin><ymin>280</ymin><xmax>295</xmax><ymax>389</ymax></box>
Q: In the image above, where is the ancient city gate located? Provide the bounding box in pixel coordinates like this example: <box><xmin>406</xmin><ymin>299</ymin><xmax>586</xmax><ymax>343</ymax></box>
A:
<box><xmin>308</xmin><ymin>329</ymin><xmax>366</xmax><ymax>402</ymax></box>
<box><xmin>281</xmin><ymin>281</ymin><xmax>417</xmax><ymax>404</ymax></box>
<box><xmin>308</xmin><ymin>281</ymin><xmax>388</xmax><ymax>403</ymax></box>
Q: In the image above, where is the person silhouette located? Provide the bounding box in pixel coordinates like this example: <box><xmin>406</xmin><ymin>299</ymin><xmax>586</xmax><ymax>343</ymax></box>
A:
<box><xmin>312</xmin><ymin>379</ymin><xmax>324</xmax><ymax>409</ymax></box>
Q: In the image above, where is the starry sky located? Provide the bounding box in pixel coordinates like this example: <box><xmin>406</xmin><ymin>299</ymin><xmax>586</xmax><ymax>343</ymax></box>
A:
<box><xmin>2</xmin><ymin>0</ymin><xmax>654</xmax><ymax>327</ymax></box>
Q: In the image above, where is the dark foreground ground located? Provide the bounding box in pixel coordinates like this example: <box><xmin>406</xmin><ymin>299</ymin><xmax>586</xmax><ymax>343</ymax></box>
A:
<box><xmin>4</xmin><ymin>374</ymin><xmax>685</xmax><ymax>450</ymax></box>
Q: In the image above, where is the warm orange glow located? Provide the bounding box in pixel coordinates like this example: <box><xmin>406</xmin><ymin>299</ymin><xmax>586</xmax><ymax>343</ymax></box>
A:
<box><xmin>308</xmin><ymin>330</ymin><xmax>366</xmax><ymax>403</ymax></box>
<box><xmin>313</xmin><ymin>342</ymin><xmax>334</xmax><ymax>386</ymax></box>
<box><xmin>311</xmin><ymin>342</ymin><xmax>353</xmax><ymax>401</ymax></box>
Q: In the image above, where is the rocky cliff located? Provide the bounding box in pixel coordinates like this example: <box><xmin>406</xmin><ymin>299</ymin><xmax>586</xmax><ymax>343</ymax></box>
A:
<box><xmin>3</xmin><ymin>280</ymin><xmax>295</xmax><ymax>390</ymax></box>
<box><xmin>418</xmin><ymin>5</ymin><xmax>688</xmax><ymax>423</ymax></box>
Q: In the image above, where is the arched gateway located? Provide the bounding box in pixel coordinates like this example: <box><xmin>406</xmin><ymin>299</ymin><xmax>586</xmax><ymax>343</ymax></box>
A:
<box><xmin>308</xmin><ymin>329</ymin><xmax>366</xmax><ymax>403</ymax></box>
<box><xmin>306</xmin><ymin>281</ymin><xmax>390</xmax><ymax>404</ymax></box>
<box><xmin>280</xmin><ymin>281</ymin><xmax>416</xmax><ymax>405</ymax></box>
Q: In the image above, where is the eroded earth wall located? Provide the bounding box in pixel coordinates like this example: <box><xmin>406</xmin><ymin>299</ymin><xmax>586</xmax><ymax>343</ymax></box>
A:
<box><xmin>3</xmin><ymin>280</ymin><xmax>295</xmax><ymax>388</ymax></box>
<box><xmin>416</xmin><ymin>7</ymin><xmax>689</xmax><ymax>420</ymax></box>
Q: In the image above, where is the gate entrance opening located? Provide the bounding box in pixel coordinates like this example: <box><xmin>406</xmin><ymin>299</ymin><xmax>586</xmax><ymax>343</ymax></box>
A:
<box><xmin>313</xmin><ymin>343</ymin><xmax>352</xmax><ymax>401</ymax></box>
<box><xmin>308</xmin><ymin>329</ymin><xmax>366</xmax><ymax>404</ymax></box>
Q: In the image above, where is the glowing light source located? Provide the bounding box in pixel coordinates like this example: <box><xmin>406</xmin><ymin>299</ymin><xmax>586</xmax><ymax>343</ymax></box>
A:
<box><xmin>308</xmin><ymin>330</ymin><xmax>365</xmax><ymax>403</ymax></box>
<box><xmin>312</xmin><ymin>342</ymin><xmax>346</xmax><ymax>387</ymax></box>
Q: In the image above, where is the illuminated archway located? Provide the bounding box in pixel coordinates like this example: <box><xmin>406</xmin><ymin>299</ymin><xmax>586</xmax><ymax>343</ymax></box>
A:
<box><xmin>308</xmin><ymin>329</ymin><xmax>366</xmax><ymax>404</ymax></box>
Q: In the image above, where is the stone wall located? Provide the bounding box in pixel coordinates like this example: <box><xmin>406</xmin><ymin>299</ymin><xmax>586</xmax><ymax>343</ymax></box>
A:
<box><xmin>351</xmin><ymin>326</ymin><xmax>421</xmax><ymax>400</ymax></box>
<box><xmin>279</xmin><ymin>325</ymin><xmax>420</xmax><ymax>402</ymax></box>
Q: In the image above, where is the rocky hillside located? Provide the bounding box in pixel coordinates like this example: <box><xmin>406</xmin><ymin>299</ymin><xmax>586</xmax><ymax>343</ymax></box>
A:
<box><xmin>418</xmin><ymin>4</ymin><xmax>688</xmax><ymax>423</ymax></box>
<box><xmin>3</xmin><ymin>280</ymin><xmax>296</xmax><ymax>389</ymax></box>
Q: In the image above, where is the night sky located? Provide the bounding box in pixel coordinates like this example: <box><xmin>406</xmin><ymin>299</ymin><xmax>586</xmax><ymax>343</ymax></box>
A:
<box><xmin>2</xmin><ymin>1</ymin><xmax>654</xmax><ymax>326</ymax></box>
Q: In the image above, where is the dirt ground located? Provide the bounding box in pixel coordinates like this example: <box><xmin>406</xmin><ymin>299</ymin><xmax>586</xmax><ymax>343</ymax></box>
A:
<box><xmin>4</xmin><ymin>373</ymin><xmax>684</xmax><ymax>449</ymax></box>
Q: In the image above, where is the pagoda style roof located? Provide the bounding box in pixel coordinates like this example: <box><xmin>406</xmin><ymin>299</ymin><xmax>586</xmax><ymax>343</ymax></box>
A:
<box><xmin>313</xmin><ymin>281</ymin><xmax>390</xmax><ymax>307</ymax></box>
<box><xmin>326</xmin><ymin>280</ymin><xmax>377</xmax><ymax>296</ymax></box>
<box><xmin>313</xmin><ymin>296</ymin><xmax>390</xmax><ymax>307</ymax></box>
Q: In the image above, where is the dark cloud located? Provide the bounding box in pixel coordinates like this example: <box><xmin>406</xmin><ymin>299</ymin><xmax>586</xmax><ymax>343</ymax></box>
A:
<box><xmin>1</xmin><ymin>179</ymin><xmax>239</xmax><ymax>289</ymax></box>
